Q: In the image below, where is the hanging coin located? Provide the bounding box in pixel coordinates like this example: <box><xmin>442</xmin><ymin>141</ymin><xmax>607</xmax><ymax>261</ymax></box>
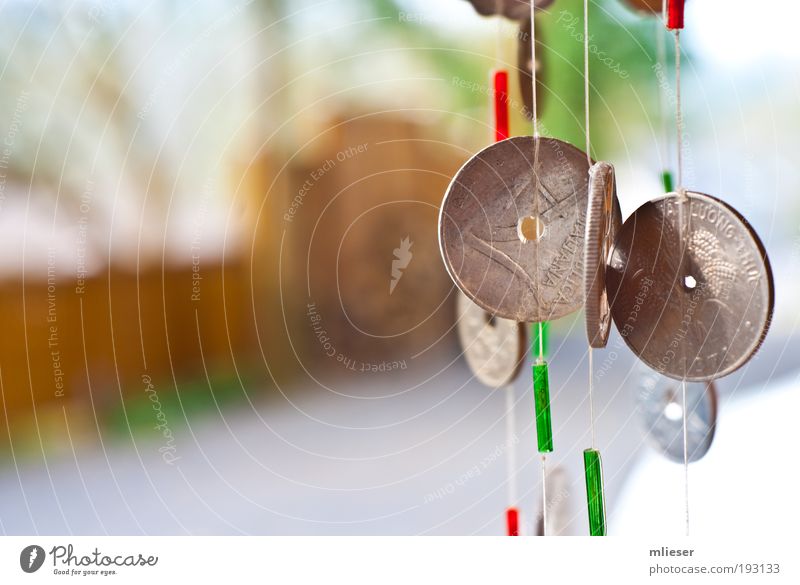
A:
<box><xmin>535</xmin><ymin>466</ymin><xmax>571</xmax><ymax>536</ymax></box>
<box><xmin>606</xmin><ymin>191</ymin><xmax>773</xmax><ymax>381</ymax></box>
<box><xmin>518</xmin><ymin>16</ymin><xmax>546</xmax><ymax>120</ymax></box>
<box><xmin>583</xmin><ymin>162</ymin><xmax>622</xmax><ymax>348</ymax></box>
<box><xmin>635</xmin><ymin>365</ymin><xmax>718</xmax><ymax>463</ymax></box>
<box><xmin>439</xmin><ymin>136</ymin><xmax>592</xmax><ymax>323</ymax></box>
<box><xmin>457</xmin><ymin>291</ymin><xmax>526</xmax><ymax>387</ymax></box>
<box><xmin>464</xmin><ymin>0</ymin><xmax>555</xmax><ymax>21</ymax></box>
<box><xmin>621</xmin><ymin>0</ymin><xmax>665</xmax><ymax>14</ymax></box>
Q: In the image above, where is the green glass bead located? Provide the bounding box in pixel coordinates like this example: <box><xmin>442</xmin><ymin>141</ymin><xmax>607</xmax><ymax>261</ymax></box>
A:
<box><xmin>661</xmin><ymin>170</ymin><xmax>674</xmax><ymax>193</ymax></box>
<box><xmin>531</xmin><ymin>321</ymin><xmax>549</xmax><ymax>358</ymax></box>
<box><xmin>583</xmin><ymin>448</ymin><xmax>607</xmax><ymax>536</ymax></box>
<box><xmin>533</xmin><ymin>361</ymin><xmax>553</xmax><ymax>453</ymax></box>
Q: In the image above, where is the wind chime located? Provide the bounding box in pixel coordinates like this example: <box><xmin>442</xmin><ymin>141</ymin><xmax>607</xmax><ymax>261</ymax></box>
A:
<box><xmin>443</xmin><ymin>0</ymin><xmax>774</xmax><ymax>536</ymax></box>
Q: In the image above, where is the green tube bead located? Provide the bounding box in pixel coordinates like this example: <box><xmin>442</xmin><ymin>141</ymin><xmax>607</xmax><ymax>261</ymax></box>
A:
<box><xmin>583</xmin><ymin>448</ymin><xmax>607</xmax><ymax>536</ymax></box>
<box><xmin>661</xmin><ymin>170</ymin><xmax>674</xmax><ymax>193</ymax></box>
<box><xmin>533</xmin><ymin>361</ymin><xmax>553</xmax><ymax>453</ymax></box>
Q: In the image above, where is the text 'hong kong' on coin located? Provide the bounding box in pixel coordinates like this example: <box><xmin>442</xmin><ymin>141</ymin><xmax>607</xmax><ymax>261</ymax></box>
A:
<box><xmin>606</xmin><ymin>191</ymin><xmax>774</xmax><ymax>381</ymax></box>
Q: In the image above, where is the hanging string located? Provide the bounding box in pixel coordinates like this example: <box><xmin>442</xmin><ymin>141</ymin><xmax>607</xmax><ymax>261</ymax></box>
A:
<box><xmin>529</xmin><ymin>1</ymin><xmax>548</xmax><ymax>535</ymax></box>
<box><xmin>655</xmin><ymin>20</ymin><xmax>671</xmax><ymax>188</ymax></box>
<box><xmin>671</xmin><ymin>13</ymin><xmax>690</xmax><ymax>536</ymax></box>
<box><xmin>504</xmin><ymin>384</ymin><xmax>519</xmax><ymax>534</ymax></box>
<box><xmin>582</xmin><ymin>0</ymin><xmax>597</xmax><ymax>453</ymax></box>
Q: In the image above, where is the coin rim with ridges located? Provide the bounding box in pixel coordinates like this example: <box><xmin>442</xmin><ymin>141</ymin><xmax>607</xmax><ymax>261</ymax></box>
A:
<box><xmin>583</xmin><ymin>161</ymin><xmax>620</xmax><ymax>348</ymax></box>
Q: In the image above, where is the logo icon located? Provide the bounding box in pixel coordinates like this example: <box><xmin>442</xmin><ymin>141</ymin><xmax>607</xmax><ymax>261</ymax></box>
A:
<box><xmin>20</xmin><ymin>545</ymin><xmax>46</xmax><ymax>573</ymax></box>
<box><xmin>390</xmin><ymin>236</ymin><xmax>413</xmax><ymax>294</ymax></box>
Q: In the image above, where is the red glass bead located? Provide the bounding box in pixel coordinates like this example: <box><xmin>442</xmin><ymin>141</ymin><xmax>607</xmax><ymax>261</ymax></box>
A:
<box><xmin>493</xmin><ymin>69</ymin><xmax>510</xmax><ymax>142</ymax></box>
<box><xmin>667</xmin><ymin>0</ymin><xmax>684</xmax><ymax>30</ymax></box>
<box><xmin>506</xmin><ymin>506</ymin><xmax>519</xmax><ymax>536</ymax></box>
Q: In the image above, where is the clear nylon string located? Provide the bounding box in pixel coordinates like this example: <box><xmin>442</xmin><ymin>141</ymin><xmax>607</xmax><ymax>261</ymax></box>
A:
<box><xmin>583</xmin><ymin>0</ymin><xmax>596</xmax><ymax>449</ymax></box>
<box><xmin>505</xmin><ymin>385</ymin><xmax>518</xmax><ymax>511</ymax></box>
<box><xmin>673</xmin><ymin>27</ymin><xmax>690</xmax><ymax>537</ymax></box>
<box><xmin>530</xmin><ymin>0</ymin><xmax>547</xmax><ymax>536</ymax></box>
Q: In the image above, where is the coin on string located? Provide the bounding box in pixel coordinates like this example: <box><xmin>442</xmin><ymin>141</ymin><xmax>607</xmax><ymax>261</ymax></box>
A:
<box><xmin>456</xmin><ymin>292</ymin><xmax>526</xmax><ymax>387</ymax></box>
<box><xmin>583</xmin><ymin>162</ymin><xmax>622</xmax><ymax>349</ymax></box>
<box><xmin>439</xmin><ymin>136</ymin><xmax>592</xmax><ymax>323</ymax></box>
<box><xmin>464</xmin><ymin>0</ymin><xmax>555</xmax><ymax>20</ymax></box>
<box><xmin>535</xmin><ymin>466</ymin><xmax>571</xmax><ymax>536</ymax></box>
<box><xmin>517</xmin><ymin>16</ymin><xmax>546</xmax><ymax>120</ymax></box>
<box><xmin>621</xmin><ymin>0</ymin><xmax>665</xmax><ymax>14</ymax></box>
<box><xmin>606</xmin><ymin>191</ymin><xmax>774</xmax><ymax>381</ymax></box>
<box><xmin>635</xmin><ymin>365</ymin><xmax>718</xmax><ymax>463</ymax></box>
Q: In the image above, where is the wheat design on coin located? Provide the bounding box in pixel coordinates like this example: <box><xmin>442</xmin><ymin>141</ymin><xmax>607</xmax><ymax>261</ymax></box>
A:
<box><xmin>439</xmin><ymin>136</ymin><xmax>592</xmax><ymax>323</ymax></box>
<box><xmin>606</xmin><ymin>191</ymin><xmax>774</xmax><ymax>381</ymax></box>
<box><xmin>456</xmin><ymin>292</ymin><xmax>526</xmax><ymax>387</ymax></box>
<box><xmin>636</xmin><ymin>366</ymin><xmax>718</xmax><ymax>463</ymax></box>
<box><xmin>583</xmin><ymin>162</ymin><xmax>622</xmax><ymax>349</ymax></box>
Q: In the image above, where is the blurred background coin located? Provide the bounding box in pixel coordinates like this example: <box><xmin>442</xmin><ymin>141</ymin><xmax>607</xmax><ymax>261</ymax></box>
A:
<box><xmin>456</xmin><ymin>291</ymin><xmax>526</xmax><ymax>387</ymax></box>
<box><xmin>636</xmin><ymin>365</ymin><xmax>718</xmax><ymax>463</ymax></box>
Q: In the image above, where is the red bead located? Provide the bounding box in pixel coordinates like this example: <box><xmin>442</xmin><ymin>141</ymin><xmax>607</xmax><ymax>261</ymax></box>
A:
<box><xmin>506</xmin><ymin>506</ymin><xmax>519</xmax><ymax>536</ymax></box>
<box><xmin>667</xmin><ymin>0</ymin><xmax>684</xmax><ymax>30</ymax></box>
<box><xmin>493</xmin><ymin>69</ymin><xmax>510</xmax><ymax>142</ymax></box>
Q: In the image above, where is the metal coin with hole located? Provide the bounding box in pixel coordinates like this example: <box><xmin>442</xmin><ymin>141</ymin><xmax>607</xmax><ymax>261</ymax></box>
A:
<box><xmin>457</xmin><ymin>292</ymin><xmax>526</xmax><ymax>388</ymax></box>
<box><xmin>635</xmin><ymin>365</ymin><xmax>717</xmax><ymax>463</ymax></box>
<box><xmin>583</xmin><ymin>162</ymin><xmax>622</xmax><ymax>349</ymax></box>
<box><xmin>439</xmin><ymin>136</ymin><xmax>592</xmax><ymax>323</ymax></box>
<box><xmin>606</xmin><ymin>191</ymin><xmax>774</xmax><ymax>381</ymax></box>
<box><xmin>464</xmin><ymin>0</ymin><xmax>555</xmax><ymax>20</ymax></box>
<box><xmin>621</xmin><ymin>0</ymin><xmax>665</xmax><ymax>14</ymax></box>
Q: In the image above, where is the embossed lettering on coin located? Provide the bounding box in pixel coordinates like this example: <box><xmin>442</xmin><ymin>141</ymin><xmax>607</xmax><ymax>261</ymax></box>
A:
<box><xmin>439</xmin><ymin>136</ymin><xmax>591</xmax><ymax>323</ymax></box>
<box><xmin>606</xmin><ymin>191</ymin><xmax>773</xmax><ymax>381</ymax></box>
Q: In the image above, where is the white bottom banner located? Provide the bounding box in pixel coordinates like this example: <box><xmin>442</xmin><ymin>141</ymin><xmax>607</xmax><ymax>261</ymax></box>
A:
<box><xmin>0</xmin><ymin>536</ymin><xmax>794</xmax><ymax>584</ymax></box>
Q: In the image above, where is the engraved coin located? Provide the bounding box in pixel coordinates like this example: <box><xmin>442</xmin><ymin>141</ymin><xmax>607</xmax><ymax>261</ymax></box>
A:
<box><xmin>583</xmin><ymin>162</ymin><xmax>622</xmax><ymax>348</ymax></box>
<box><xmin>606</xmin><ymin>191</ymin><xmax>773</xmax><ymax>381</ymax></box>
<box><xmin>518</xmin><ymin>17</ymin><xmax>546</xmax><ymax>120</ymax></box>
<box><xmin>635</xmin><ymin>365</ymin><xmax>717</xmax><ymax>463</ymax></box>
<box><xmin>439</xmin><ymin>136</ymin><xmax>592</xmax><ymax>323</ymax></box>
<box><xmin>457</xmin><ymin>291</ymin><xmax>526</xmax><ymax>387</ymax></box>
<box><xmin>464</xmin><ymin>0</ymin><xmax>555</xmax><ymax>20</ymax></box>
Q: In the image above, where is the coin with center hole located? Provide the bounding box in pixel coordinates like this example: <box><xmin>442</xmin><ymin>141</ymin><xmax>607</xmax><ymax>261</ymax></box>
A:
<box><xmin>635</xmin><ymin>365</ymin><xmax>717</xmax><ymax>463</ymax></box>
<box><xmin>606</xmin><ymin>191</ymin><xmax>773</xmax><ymax>381</ymax></box>
<box><xmin>464</xmin><ymin>0</ymin><xmax>555</xmax><ymax>20</ymax></box>
<box><xmin>457</xmin><ymin>292</ymin><xmax>526</xmax><ymax>387</ymax></box>
<box><xmin>584</xmin><ymin>162</ymin><xmax>622</xmax><ymax>348</ymax></box>
<box><xmin>439</xmin><ymin>136</ymin><xmax>592</xmax><ymax>323</ymax></box>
